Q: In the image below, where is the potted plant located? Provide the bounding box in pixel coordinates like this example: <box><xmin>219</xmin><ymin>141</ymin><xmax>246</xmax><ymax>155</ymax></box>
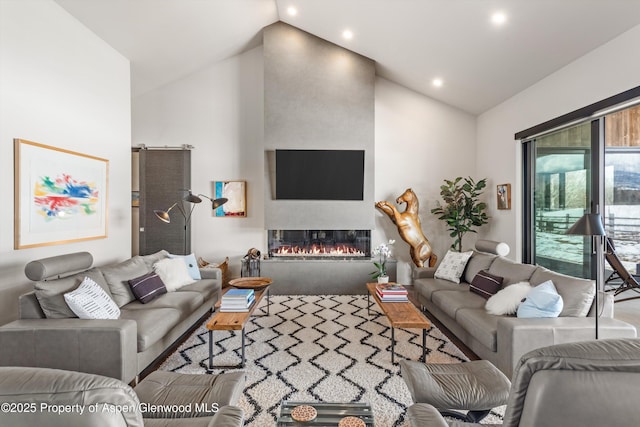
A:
<box><xmin>431</xmin><ymin>177</ymin><xmax>489</xmax><ymax>252</ymax></box>
<box><xmin>371</xmin><ymin>239</ymin><xmax>394</xmax><ymax>283</ymax></box>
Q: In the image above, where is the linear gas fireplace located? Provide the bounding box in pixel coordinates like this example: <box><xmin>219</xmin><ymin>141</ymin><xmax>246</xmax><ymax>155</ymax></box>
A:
<box><xmin>268</xmin><ymin>229</ymin><xmax>370</xmax><ymax>259</ymax></box>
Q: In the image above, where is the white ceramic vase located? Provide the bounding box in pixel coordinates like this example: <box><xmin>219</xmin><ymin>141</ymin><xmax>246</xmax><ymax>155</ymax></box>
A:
<box><xmin>377</xmin><ymin>275</ymin><xmax>390</xmax><ymax>284</ymax></box>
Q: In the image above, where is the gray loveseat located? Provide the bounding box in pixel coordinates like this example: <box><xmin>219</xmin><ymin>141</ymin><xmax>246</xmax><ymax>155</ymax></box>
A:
<box><xmin>413</xmin><ymin>240</ymin><xmax>637</xmax><ymax>376</ymax></box>
<box><xmin>0</xmin><ymin>251</ymin><xmax>222</xmax><ymax>384</ymax></box>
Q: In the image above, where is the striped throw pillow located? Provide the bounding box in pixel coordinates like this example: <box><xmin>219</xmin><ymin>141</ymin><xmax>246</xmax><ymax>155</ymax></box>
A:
<box><xmin>64</xmin><ymin>277</ymin><xmax>120</xmax><ymax>319</ymax></box>
<box><xmin>128</xmin><ymin>272</ymin><xmax>167</xmax><ymax>303</ymax></box>
<box><xmin>470</xmin><ymin>270</ymin><xmax>504</xmax><ymax>299</ymax></box>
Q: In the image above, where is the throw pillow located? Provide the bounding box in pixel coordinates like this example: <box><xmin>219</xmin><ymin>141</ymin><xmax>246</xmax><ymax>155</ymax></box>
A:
<box><xmin>168</xmin><ymin>253</ymin><xmax>201</xmax><ymax>280</ymax></box>
<box><xmin>128</xmin><ymin>272</ymin><xmax>167</xmax><ymax>304</ymax></box>
<box><xmin>517</xmin><ymin>280</ymin><xmax>564</xmax><ymax>318</ymax></box>
<box><xmin>140</xmin><ymin>249</ymin><xmax>170</xmax><ymax>270</ymax></box>
<box><xmin>153</xmin><ymin>258</ymin><xmax>196</xmax><ymax>292</ymax></box>
<box><xmin>64</xmin><ymin>277</ymin><xmax>120</xmax><ymax>320</ymax></box>
<box><xmin>470</xmin><ymin>270</ymin><xmax>504</xmax><ymax>299</ymax></box>
<box><xmin>434</xmin><ymin>250</ymin><xmax>473</xmax><ymax>284</ymax></box>
<box><xmin>485</xmin><ymin>282</ymin><xmax>533</xmax><ymax>315</ymax></box>
<box><xmin>100</xmin><ymin>256</ymin><xmax>149</xmax><ymax>307</ymax></box>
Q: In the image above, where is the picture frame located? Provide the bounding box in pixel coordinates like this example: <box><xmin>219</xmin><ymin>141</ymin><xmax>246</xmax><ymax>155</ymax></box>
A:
<box><xmin>213</xmin><ymin>180</ymin><xmax>247</xmax><ymax>217</ymax></box>
<box><xmin>497</xmin><ymin>183</ymin><xmax>511</xmax><ymax>210</ymax></box>
<box><xmin>14</xmin><ymin>139</ymin><xmax>109</xmax><ymax>249</ymax></box>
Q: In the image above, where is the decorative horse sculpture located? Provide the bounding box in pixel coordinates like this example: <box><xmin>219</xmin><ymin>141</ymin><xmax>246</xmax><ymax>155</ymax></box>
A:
<box><xmin>375</xmin><ymin>188</ymin><xmax>437</xmax><ymax>268</ymax></box>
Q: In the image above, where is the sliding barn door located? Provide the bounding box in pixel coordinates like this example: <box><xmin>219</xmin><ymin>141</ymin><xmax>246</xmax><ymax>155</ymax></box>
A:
<box><xmin>138</xmin><ymin>150</ymin><xmax>191</xmax><ymax>255</ymax></box>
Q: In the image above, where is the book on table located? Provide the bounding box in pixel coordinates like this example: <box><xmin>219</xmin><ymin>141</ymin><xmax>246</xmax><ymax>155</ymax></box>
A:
<box><xmin>376</xmin><ymin>290</ymin><xmax>408</xmax><ymax>302</ymax></box>
<box><xmin>220</xmin><ymin>289</ymin><xmax>256</xmax><ymax>312</ymax></box>
<box><xmin>376</xmin><ymin>283</ymin><xmax>407</xmax><ymax>294</ymax></box>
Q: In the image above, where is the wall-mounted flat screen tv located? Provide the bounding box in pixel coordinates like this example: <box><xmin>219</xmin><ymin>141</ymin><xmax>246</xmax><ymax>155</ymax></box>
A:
<box><xmin>276</xmin><ymin>149</ymin><xmax>365</xmax><ymax>200</ymax></box>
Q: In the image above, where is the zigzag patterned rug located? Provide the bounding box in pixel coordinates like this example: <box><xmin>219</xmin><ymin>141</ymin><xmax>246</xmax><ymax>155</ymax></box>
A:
<box><xmin>159</xmin><ymin>294</ymin><xmax>495</xmax><ymax>426</ymax></box>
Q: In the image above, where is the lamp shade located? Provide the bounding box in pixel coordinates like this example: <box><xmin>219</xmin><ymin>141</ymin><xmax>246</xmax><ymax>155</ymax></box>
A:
<box><xmin>154</xmin><ymin>209</ymin><xmax>171</xmax><ymax>223</ymax></box>
<box><xmin>211</xmin><ymin>198</ymin><xmax>228</xmax><ymax>210</ymax></box>
<box><xmin>184</xmin><ymin>192</ymin><xmax>202</xmax><ymax>204</ymax></box>
<box><xmin>566</xmin><ymin>213</ymin><xmax>605</xmax><ymax>236</ymax></box>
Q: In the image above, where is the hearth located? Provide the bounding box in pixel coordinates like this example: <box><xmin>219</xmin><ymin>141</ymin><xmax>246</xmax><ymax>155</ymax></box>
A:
<box><xmin>267</xmin><ymin>229</ymin><xmax>370</xmax><ymax>259</ymax></box>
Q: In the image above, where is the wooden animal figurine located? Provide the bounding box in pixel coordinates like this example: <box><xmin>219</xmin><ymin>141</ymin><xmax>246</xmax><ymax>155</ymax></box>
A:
<box><xmin>375</xmin><ymin>188</ymin><xmax>437</xmax><ymax>268</ymax></box>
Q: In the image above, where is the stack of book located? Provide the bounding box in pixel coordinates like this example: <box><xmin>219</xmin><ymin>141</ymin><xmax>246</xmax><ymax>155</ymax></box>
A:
<box><xmin>220</xmin><ymin>289</ymin><xmax>255</xmax><ymax>312</ymax></box>
<box><xmin>376</xmin><ymin>283</ymin><xmax>408</xmax><ymax>302</ymax></box>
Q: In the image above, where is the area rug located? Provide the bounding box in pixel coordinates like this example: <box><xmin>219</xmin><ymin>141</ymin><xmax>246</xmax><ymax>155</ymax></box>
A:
<box><xmin>159</xmin><ymin>294</ymin><xmax>503</xmax><ymax>426</ymax></box>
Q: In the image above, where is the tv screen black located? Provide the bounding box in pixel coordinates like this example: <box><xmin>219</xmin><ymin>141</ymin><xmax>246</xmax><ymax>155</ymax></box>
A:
<box><xmin>276</xmin><ymin>149</ymin><xmax>365</xmax><ymax>200</ymax></box>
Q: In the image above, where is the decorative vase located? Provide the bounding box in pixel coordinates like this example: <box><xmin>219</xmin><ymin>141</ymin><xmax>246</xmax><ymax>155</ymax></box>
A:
<box><xmin>377</xmin><ymin>275</ymin><xmax>389</xmax><ymax>284</ymax></box>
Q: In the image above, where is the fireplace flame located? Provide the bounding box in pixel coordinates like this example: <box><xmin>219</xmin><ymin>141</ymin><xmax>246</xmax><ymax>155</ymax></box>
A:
<box><xmin>272</xmin><ymin>244</ymin><xmax>366</xmax><ymax>257</ymax></box>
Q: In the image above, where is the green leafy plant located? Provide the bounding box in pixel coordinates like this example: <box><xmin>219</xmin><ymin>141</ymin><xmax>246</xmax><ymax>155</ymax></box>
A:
<box><xmin>431</xmin><ymin>177</ymin><xmax>489</xmax><ymax>252</ymax></box>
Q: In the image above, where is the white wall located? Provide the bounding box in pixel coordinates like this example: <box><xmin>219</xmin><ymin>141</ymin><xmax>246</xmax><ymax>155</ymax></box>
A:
<box><xmin>374</xmin><ymin>78</ymin><xmax>477</xmax><ymax>283</ymax></box>
<box><xmin>477</xmin><ymin>24</ymin><xmax>640</xmax><ymax>261</ymax></box>
<box><xmin>132</xmin><ymin>47</ymin><xmax>265</xmax><ymax>276</ymax></box>
<box><xmin>0</xmin><ymin>0</ymin><xmax>131</xmax><ymax>324</ymax></box>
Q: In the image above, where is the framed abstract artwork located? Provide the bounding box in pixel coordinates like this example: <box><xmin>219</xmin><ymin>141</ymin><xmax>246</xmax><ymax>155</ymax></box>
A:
<box><xmin>213</xmin><ymin>180</ymin><xmax>247</xmax><ymax>217</ymax></box>
<box><xmin>14</xmin><ymin>139</ymin><xmax>109</xmax><ymax>249</ymax></box>
<box><xmin>497</xmin><ymin>183</ymin><xmax>511</xmax><ymax>210</ymax></box>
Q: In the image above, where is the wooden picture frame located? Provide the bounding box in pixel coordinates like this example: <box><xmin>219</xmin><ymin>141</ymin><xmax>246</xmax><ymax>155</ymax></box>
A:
<box><xmin>14</xmin><ymin>139</ymin><xmax>109</xmax><ymax>249</ymax></box>
<box><xmin>213</xmin><ymin>180</ymin><xmax>247</xmax><ymax>217</ymax></box>
<box><xmin>497</xmin><ymin>183</ymin><xmax>511</xmax><ymax>210</ymax></box>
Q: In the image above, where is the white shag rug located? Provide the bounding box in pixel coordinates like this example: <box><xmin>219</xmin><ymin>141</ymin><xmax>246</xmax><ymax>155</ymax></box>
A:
<box><xmin>159</xmin><ymin>294</ymin><xmax>503</xmax><ymax>426</ymax></box>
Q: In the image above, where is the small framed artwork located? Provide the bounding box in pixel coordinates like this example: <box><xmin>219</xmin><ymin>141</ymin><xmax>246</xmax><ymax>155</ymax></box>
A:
<box><xmin>131</xmin><ymin>191</ymin><xmax>140</xmax><ymax>207</ymax></box>
<box><xmin>213</xmin><ymin>180</ymin><xmax>247</xmax><ymax>217</ymax></box>
<box><xmin>14</xmin><ymin>139</ymin><xmax>109</xmax><ymax>249</ymax></box>
<box><xmin>497</xmin><ymin>184</ymin><xmax>511</xmax><ymax>210</ymax></box>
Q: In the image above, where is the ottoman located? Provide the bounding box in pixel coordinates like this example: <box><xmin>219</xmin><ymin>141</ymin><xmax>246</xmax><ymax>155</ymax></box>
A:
<box><xmin>135</xmin><ymin>371</ymin><xmax>246</xmax><ymax>419</ymax></box>
<box><xmin>400</xmin><ymin>360</ymin><xmax>510</xmax><ymax>423</ymax></box>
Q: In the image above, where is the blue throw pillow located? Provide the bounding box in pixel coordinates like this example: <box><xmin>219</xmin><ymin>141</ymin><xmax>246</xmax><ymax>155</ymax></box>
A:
<box><xmin>517</xmin><ymin>280</ymin><xmax>563</xmax><ymax>318</ymax></box>
<box><xmin>168</xmin><ymin>253</ymin><xmax>201</xmax><ymax>280</ymax></box>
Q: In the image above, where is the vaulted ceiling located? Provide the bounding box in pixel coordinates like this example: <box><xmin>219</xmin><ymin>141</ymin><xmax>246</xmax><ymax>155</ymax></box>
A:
<box><xmin>55</xmin><ymin>0</ymin><xmax>640</xmax><ymax>114</ymax></box>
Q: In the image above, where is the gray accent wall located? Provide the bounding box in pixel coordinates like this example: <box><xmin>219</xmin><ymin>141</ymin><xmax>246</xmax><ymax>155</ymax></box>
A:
<box><xmin>263</xmin><ymin>22</ymin><xmax>375</xmax><ymax>230</ymax></box>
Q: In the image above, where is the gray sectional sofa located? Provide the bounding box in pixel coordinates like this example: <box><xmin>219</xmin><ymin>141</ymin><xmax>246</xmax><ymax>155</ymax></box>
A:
<box><xmin>413</xmin><ymin>240</ymin><xmax>637</xmax><ymax>377</ymax></box>
<box><xmin>0</xmin><ymin>251</ymin><xmax>222</xmax><ymax>384</ymax></box>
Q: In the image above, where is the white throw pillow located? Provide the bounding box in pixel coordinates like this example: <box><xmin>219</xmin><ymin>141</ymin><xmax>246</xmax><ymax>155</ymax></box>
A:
<box><xmin>434</xmin><ymin>250</ymin><xmax>473</xmax><ymax>283</ymax></box>
<box><xmin>153</xmin><ymin>258</ymin><xmax>196</xmax><ymax>292</ymax></box>
<box><xmin>64</xmin><ymin>277</ymin><xmax>120</xmax><ymax>320</ymax></box>
<box><xmin>485</xmin><ymin>282</ymin><xmax>533</xmax><ymax>315</ymax></box>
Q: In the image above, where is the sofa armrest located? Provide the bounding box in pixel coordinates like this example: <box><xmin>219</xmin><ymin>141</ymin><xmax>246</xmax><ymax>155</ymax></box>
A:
<box><xmin>200</xmin><ymin>267</ymin><xmax>222</xmax><ymax>280</ymax></box>
<box><xmin>412</xmin><ymin>267</ymin><xmax>436</xmax><ymax>280</ymax></box>
<box><xmin>496</xmin><ymin>316</ymin><xmax>637</xmax><ymax>378</ymax></box>
<box><xmin>208</xmin><ymin>405</ymin><xmax>244</xmax><ymax>427</ymax></box>
<box><xmin>0</xmin><ymin>318</ymin><xmax>138</xmax><ymax>384</ymax></box>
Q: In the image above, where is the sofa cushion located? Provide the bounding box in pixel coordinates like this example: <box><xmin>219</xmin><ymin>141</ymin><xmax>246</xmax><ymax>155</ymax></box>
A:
<box><xmin>517</xmin><ymin>280</ymin><xmax>563</xmax><ymax>318</ymax></box>
<box><xmin>413</xmin><ymin>278</ymin><xmax>461</xmax><ymax>301</ymax></box>
<box><xmin>456</xmin><ymin>308</ymin><xmax>500</xmax><ymax>351</ymax></box>
<box><xmin>153</xmin><ymin>258</ymin><xmax>196</xmax><ymax>292</ymax></box>
<box><xmin>64</xmin><ymin>276</ymin><xmax>121</xmax><ymax>320</ymax></box>
<box><xmin>485</xmin><ymin>282</ymin><xmax>533</xmax><ymax>315</ymax></box>
<box><xmin>119</xmin><ymin>307</ymin><xmax>182</xmax><ymax>352</ymax></box>
<box><xmin>101</xmin><ymin>256</ymin><xmax>149</xmax><ymax>307</ymax></box>
<box><xmin>176</xmin><ymin>279</ymin><xmax>219</xmax><ymax>301</ymax></box>
<box><xmin>488</xmin><ymin>257</ymin><xmax>537</xmax><ymax>287</ymax></box>
<box><xmin>140</xmin><ymin>250</ymin><xmax>169</xmax><ymax>270</ymax></box>
<box><xmin>128</xmin><ymin>272</ymin><xmax>168</xmax><ymax>304</ymax></box>
<box><xmin>431</xmin><ymin>288</ymin><xmax>486</xmax><ymax>320</ymax></box>
<box><xmin>122</xmin><ymin>291</ymin><xmax>205</xmax><ymax>322</ymax></box>
<box><xmin>33</xmin><ymin>268</ymin><xmax>112</xmax><ymax>319</ymax></box>
<box><xmin>529</xmin><ymin>267</ymin><xmax>595</xmax><ymax>317</ymax></box>
<box><xmin>469</xmin><ymin>270</ymin><xmax>504</xmax><ymax>300</ymax></box>
<box><xmin>434</xmin><ymin>251</ymin><xmax>473</xmax><ymax>284</ymax></box>
<box><xmin>463</xmin><ymin>251</ymin><xmax>497</xmax><ymax>284</ymax></box>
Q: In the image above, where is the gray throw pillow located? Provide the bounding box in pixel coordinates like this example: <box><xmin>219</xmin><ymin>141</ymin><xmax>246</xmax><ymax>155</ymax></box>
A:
<box><xmin>529</xmin><ymin>267</ymin><xmax>594</xmax><ymax>317</ymax></box>
<box><xmin>100</xmin><ymin>256</ymin><xmax>149</xmax><ymax>307</ymax></box>
<box><xmin>140</xmin><ymin>249</ymin><xmax>169</xmax><ymax>270</ymax></box>
<box><xmin>33</xmin><ymin>268</ymin><xmax>111</xmax><ymax>319</ymax></box>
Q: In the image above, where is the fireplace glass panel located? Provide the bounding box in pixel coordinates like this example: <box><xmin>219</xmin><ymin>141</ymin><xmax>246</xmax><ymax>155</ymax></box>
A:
<box><xmin>268</xmin><ymin>230</ymin><xmax>370</xmax><ymax>259</ymax></box>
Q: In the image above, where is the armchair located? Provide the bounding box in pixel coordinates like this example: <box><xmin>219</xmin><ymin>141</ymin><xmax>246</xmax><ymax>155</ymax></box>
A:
<box><xmin>401</xmin><ymin>338</ymin><xmax>640</xmax><ymax>427</ymax></box>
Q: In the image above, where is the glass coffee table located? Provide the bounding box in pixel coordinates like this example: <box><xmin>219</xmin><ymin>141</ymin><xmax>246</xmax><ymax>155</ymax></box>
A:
<box><xmin>277</xmin><ymin>401</ymin><xmax>374</xmax><ymax>426</ymax></box>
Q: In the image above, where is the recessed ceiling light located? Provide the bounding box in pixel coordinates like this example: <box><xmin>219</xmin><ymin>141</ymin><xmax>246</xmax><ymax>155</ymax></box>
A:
<box><xmin>287</xmin><ymin>6</ymin><xmax>297</xmax><ymax>16</ymax></box>
<box><xmin>491</xmin><ymin>11</ymin><xmax>507</xmax><ymax>25</ymax></box>
<box><xmin>432</xmin><ymin>78</ymin><xmax>443</xmax><ymax>88</ymax></box>
<box><xmin>342</xmin><ymin>29</ymin><xmax>354</xmax><ymax>40</ymax></box>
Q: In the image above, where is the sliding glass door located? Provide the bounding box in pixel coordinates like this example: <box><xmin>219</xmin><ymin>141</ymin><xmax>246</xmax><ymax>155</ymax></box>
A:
<box><xmin>531</xmin><ymin>122</ymin><xmax>593</xmax><ymax>278</ymax></box>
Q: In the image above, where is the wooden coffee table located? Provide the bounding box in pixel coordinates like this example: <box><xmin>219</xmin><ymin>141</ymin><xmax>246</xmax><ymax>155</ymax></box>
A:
<box><xmin>206</xmin><ymin>285</ymin><xmax>269</xmax><ymax>369</ymax></box>
<box><xmin>366</xmin><ymin>282</ymin><xmax>430</xmax><ymax>364</ymax></box>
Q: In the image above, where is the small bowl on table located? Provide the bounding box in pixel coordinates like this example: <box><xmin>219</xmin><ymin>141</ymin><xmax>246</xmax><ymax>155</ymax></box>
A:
<box><xmin>228</xmin><ymin>277</ymin><xmax>272</xmax><ymax>290</ymax></box>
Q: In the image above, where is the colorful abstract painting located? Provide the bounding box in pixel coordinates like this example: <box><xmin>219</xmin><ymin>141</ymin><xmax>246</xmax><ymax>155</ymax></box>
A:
<box><xmin>213</xmin><ymin>180</ymin><xmax>247</xmax><ymax>217</ymax></box>
<box><xmin>14</xmin><ymin>139</ymin><xmax>108</xmax><ymax>249</ymax></box>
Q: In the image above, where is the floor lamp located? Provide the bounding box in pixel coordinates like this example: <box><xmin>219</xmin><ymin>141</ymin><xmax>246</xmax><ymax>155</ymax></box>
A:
<box><xmin>154</xmin><ymin>191</ymin><xmax>228</xmax><ymax>255</ymax></box>
<box><xmin>566</xmin><ymin>212</ymin><xmax>606</xmax><ymax>339</ymax></box>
